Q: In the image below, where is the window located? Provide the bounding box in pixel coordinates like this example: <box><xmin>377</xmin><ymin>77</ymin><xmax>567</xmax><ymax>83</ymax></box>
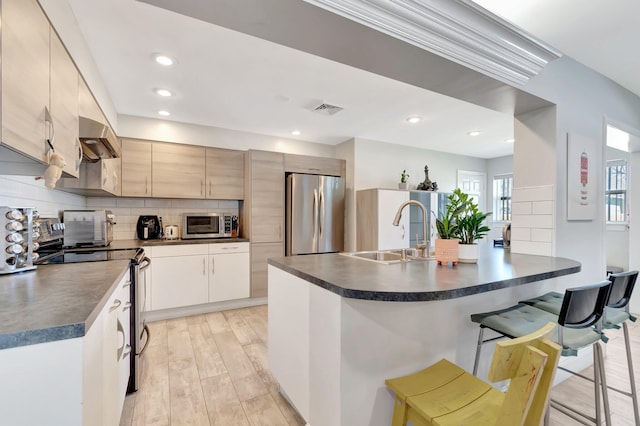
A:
<box><xmin>493</xmin><ymin>174</ymin><xmax>512</xmax><ymax>222</ymax></box>
<box><xmin>605</xmin><ymin>160</ymin><xmax>627</xmax><ymax>223</ymax></box>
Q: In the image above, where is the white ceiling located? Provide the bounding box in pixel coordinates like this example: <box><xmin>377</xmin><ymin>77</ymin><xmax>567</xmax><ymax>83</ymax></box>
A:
<box><xmin>63</xmin><ymin>0</ymin><xmax>638</xmax><ymax>160</ymax></box>
<box><xmin>472</xmin><ymin>0</ymin><xmax>640</xmax><ymax>98</ymax></box>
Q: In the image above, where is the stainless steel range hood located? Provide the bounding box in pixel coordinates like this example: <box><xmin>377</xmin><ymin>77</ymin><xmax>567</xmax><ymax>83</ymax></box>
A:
<box><xmin>78</xmin><ymin>117</ymin><xmax>121</xmax><ymax>162</ymax></box>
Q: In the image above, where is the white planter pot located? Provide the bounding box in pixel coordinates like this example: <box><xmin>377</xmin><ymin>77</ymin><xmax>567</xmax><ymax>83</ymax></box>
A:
<box><xmin>398</xmin><ymin>182</ymin><xmax>409</xmax><ymax>190</ymax></box>
<box><xmin>458</xmin><ymin>243</ymin><xmax>478</xmax><ymax>263</ymax></box>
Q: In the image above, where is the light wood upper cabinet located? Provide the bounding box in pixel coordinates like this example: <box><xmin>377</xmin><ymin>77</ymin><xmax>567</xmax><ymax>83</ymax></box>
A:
<box><xmin>152</xmin><ymin>142</ymin><xmax>206</xmax><ymax>199</ymax></box>
<box><xmin>50</xmin><ymin>31</ymin><xmax>81</xmax><ymax>178</ymax></box>
<box><xmin>205</xmin><ymin>147</ymin><xmax>245</xmax><ymax>200</ymax></box>
<box><xmin>246</xmin><ymin>150</ymin><xmax>285</xmax><ymax>243</ymax></box>
<box><xmin>284</xmin><ymin>153</ymin><xmax>344</xmax><ymax>177</ymax></box>
<box><xmin>121</xmin><ymin>138</ymin><xmax>152</xmax><ymax>197</ymax></box>
<box><xmin>78</xmin><ymin>78</ymin><xmax>105</xmax><ymax>125</ymax></box>
<box><xmin>1</xmin><ymin>0</ymin><xmax>50</xmax><ymax>163</ymax></box>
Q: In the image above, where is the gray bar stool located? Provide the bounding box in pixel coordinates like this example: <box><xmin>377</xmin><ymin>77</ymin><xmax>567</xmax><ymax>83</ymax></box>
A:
<box><xmin>471</xmin><ymin>280</ymin><xmax>613</xmax><ymax>425</ymax></box>
<box><xmin>520</xmin><ymin>270</ymin><xmax>639</xmax><ymax>424</ymax></box>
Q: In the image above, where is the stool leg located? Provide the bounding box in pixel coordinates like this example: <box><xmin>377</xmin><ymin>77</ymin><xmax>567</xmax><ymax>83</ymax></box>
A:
<box><xmin>594</xmin><ymin>346</ymin><xmax>602</xmax><ymax>425</ymax></box>
<box><xmin>623</xmin><ymin>322</ymin><xmax>640</xmax><ymax>425</ymax></box>
<box><xmin>595</xmin><ymin>342</ymin><xmax>612</xmax><ymax>426</ymax></box>
<box><xmin>473</xmin><ymin>327</ymin><xmax>485</xmax><ymax>376</ymax></box>
<box><xmin>391</xmin><ymin>396</ymin><xmax>409</xmax><ymax>426</ymax></box>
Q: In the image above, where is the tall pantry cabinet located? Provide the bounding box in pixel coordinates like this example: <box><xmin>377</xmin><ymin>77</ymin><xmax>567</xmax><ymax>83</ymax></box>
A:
<box><xmin>244</xmin><ymin>150</ymin><xmax>285</xmax><ymax>298</ymax></box>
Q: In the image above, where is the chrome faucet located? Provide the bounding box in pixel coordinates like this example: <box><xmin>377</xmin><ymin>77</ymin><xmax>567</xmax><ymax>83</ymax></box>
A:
<box><xmin>392</xmin><ymin>200</ymin><xmax>429</xmax><ymax>258</ymax></box>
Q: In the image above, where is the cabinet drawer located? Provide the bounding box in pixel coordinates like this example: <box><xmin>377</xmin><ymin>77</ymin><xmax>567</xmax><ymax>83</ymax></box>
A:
<box><xmin>151</xmin><ymin>243</ymin><xmax>208</xmax><ymax>257</ymax></box>
<box><xmin>208</xmin><ymin>242</ymin><xmax>249</xmax><ymax>254</ymax></box>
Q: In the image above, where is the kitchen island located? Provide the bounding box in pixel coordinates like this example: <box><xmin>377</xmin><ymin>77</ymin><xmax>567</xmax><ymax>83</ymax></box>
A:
<box><xmin>267</xmin><ymin>245</ymin><xmax>581</xmax><ymax>426</ymax></box>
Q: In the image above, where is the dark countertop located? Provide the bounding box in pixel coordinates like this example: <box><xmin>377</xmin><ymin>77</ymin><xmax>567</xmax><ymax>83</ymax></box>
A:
<box><xmin>103</xmin><ymin>237</ymin><xmax>250</xmax><ymax>250</ymax></box>
<box><xmin>0</xmin><ymin>260</ymin><xmax>130</xmax><ymax>350</ymax></box>
<box><xmin>268</xmin><ymin>245</ymin><xmax>581</xmax><ymax>301</ymax></box>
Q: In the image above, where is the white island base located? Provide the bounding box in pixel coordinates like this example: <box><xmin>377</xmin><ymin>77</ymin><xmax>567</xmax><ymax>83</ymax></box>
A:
<box><xmin>268</xmin><ymin>265</ymin><xmax>589</xmax><ymax>426</ymax></box>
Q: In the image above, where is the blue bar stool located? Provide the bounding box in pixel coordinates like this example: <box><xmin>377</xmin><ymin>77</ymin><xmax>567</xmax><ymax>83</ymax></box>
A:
<box><xmin>520</xmin><ymin>270</ymin><xmax>639</xmax><ymax>424</ymax></box>
<box><xmin>471</xmin><ymin>280</ymin><xmax>613</xmax><ymax>425</ymax></box>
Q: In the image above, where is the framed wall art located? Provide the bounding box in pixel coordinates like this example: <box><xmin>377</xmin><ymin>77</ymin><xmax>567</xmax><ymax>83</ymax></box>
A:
<box><xmin>567</xmin><ymin>133</ymin><xmax>597</xmax><ymax>220</ymax></box>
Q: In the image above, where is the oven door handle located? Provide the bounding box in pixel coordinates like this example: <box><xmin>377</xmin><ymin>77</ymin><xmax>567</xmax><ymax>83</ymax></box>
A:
<box><xmin>139</xmin><ymin>324</ymin><xmax>151</xmax><ymax>356</ymax></box>
<box><xmin>139</xmin><ymin>257</ymin><xmax>151</xmax><ymax>272</ymax></box>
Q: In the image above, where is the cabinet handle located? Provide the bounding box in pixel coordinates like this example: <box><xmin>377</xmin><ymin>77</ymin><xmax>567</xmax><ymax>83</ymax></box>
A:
<box><xmin>76</xmin><ymin>139</ymin><xmax>83</xmax><ymax>170</ymax></box>
<box><xmin>123</xmin><ymin>280</ymin><xmax>132</xmax><ymax>288</ymax></box>
<box><xmin>122</xmin><ymin>344</ymin><xmax>132</xmax><ymax>357</ymax></box>
<box><xmin>201</xmin><ymin>180</ymin><xmax>204</xmax><ymax>196</ymax></box>
<box><xmin>209</xmin><ymin>180</ymin><xmax>212</xmax><ymax>196</ymax></box>
<box><xmin>211</xmin><ymin>256</ymin><xmax>215</xmax><ymax>275</ymax></box>
<box><xmin>44</xmin><ymin>107</ymin><xmax>55</xmax><ymax>147</ymax></box>
<box><xmin>123</xmin><ymin>301</ymin><xmax>132</xmax><ymax>311</ymax></box>
<box><xmin>145</xmin><ymin>176</ymin><xmax>148</xmax><ymax>195</ymax></box>
<box><xmin>202</xmin><ymin>258</ymin><xmax>206</xmax><ymax>275</ymax></box>
<box><xmin>110</xmin><ymin>299</ymin><xmax>122</xmax><ymax>312</ymax></box>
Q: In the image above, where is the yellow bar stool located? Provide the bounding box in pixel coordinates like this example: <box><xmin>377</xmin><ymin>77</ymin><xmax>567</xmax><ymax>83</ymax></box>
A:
<box><xmin>385</xmin><ymin>322</ymin><xmax>561</xmax><ymax>426</ymax></box>
<box><xmin>520</xmin><ymin>270</ymin><xmax>640</xmax><ymax>424</ymax></box>
<box><xmin>470</xmin><ymin>280</ymin><xmax>613</xmax><ymax>425</ymax></box>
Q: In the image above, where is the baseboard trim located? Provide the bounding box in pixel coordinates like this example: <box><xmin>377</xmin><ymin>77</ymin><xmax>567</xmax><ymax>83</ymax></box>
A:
<box><xmin>145</xmin><ymin>297</ymin><xmax>268</xmax><ymax>322</ymax></box>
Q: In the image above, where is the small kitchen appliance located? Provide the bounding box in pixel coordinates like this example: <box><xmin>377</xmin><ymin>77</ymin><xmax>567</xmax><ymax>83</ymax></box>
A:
<box><xmin>1</xmin><ymin>206</ymin><xmax>39</xmax><ymax>274</ymax></box>
<box><xmin>136</xmin><ymin>215</ymin><xmax>162</xmax><ymax>240</ymax></box>
<box><xmin>182</xmin><ymin>213</ymin><xmax>233</xmax><ymax>239</ymax></box>
<box><xmin>164</xmin><ymin>225</ymin><xmax>179</xmax><ymax>240</ymax></box>
<box><xmin>63</xmin><ymin>210</ymin><xmax>115</xmax><ymax>247</ymax></box>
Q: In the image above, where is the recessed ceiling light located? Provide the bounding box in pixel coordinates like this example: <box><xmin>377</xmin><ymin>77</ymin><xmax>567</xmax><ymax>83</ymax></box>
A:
<box><xmin>153</xmin><ymin>54</ymin><xmax>174</xmax><ymax>66</ymax></box>
<box><xmin>158</xmin><ymin>110</ymin><xmax>170</xmax><ymax>117</ymax></box>
<box><xmin>406</xmin><ymin>116</ymin><xmax>422</xmax><ymax>124</ymax></box>
<box><xmin>154</xmin><ymin>88</ymin><xmax>173</xmax><ymax>97</ymax></box>
<box><xmin>505</xmin><ymin>138</ymin><xmax>515</xmax><ymax>143</ymax></box>
<box><xmin>467</xmin><ymin>131</ymin><xmax>481</xmax><ymax>137</ymax></box>
<box><xmin>291</xmin><ymin>130</ymin><xmax>301</xmax><ymax>136</ymax></box>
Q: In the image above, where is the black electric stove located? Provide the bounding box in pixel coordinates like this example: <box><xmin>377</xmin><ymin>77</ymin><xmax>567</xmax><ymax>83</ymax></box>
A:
<box><xmin>36</xmin><ymin>248</ymin><xmax>140</xmax><ymax>264</ymax></box>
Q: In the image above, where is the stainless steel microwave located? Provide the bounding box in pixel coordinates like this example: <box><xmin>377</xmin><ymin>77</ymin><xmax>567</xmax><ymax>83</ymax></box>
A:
<box><xmin>182</xmin><ymin>213</ymin><xmax>232</xmax><ymax>239</ymax></box>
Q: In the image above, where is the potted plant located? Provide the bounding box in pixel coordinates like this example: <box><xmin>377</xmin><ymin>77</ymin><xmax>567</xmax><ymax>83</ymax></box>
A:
<box><xmin>433</xmin><ymin>191</ymin><xmax>466</xmax><ymax>265</ymax></box>
<box><xmin>453</xmin><ymin>188</ymin><xmax>491</xmax><ymax>263</ymax></box>
<box><xmin>399</xmin><ymin>170</ymin><xmax>410</xmax><ymax>190</ymax></box>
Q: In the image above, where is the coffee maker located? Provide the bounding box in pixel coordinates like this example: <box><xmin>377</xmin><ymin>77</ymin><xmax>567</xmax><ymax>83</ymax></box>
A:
<box><xmin>136</xmin><ymin>215</ymin><xmax>162</xmax><ymax>240</ymax></box>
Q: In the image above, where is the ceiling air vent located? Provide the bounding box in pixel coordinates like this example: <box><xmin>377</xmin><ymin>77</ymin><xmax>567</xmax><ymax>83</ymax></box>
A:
<box><xmin>312</xmin><ymin>102</ymin><xmax>344</xmax><ymax>116</ymax></box>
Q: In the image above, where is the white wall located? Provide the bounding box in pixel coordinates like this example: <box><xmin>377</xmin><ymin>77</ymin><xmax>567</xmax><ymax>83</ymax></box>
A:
<box><xmin>521</xmin><ymin>56</ymin><xmax>640</xmax><ymax>295</ymax></box>
<box><xmin>353</xmin><ymin>138</ymin><xmax>487</xmax><ymax>192</ymax></box>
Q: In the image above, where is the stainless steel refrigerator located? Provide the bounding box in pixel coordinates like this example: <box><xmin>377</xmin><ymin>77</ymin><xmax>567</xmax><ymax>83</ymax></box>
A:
<box><xmin>286</xmin><ymin>173</ymin><xmax>345</xmax><ymax>256</ymax></box>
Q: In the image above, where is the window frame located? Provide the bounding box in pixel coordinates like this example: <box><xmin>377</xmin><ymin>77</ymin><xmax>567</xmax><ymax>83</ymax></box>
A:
<box><xmin>493</xmin><ymin>174</ymin><xmax>513</xmax><ymax>223</ymax></box>
<box><xmin>604</xmin><ymin>159</ymin><xmax>628</xmax><ymax>225</ymax></box>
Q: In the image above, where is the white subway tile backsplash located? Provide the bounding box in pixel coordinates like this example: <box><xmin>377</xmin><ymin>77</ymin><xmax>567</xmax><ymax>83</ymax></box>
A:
<box><xmin>532</xmin><ymin>201</ymin><xmax>554</xmax><ymax>215</ymax></box>
<box><xmin>117</xmin><ymin>198</ymin><xmax>145</xmax><ymax>208</ymax></box>
<box><xmin>86</xmin><ymin>197</ymin><xmax>113</xmax><ymax>207</ymax></box>
<box><xmin>511</xmin><ymin>202</ymin><xmax>532</xmax><ymax>215</ymax></box>
<box><xmin>510</xmin><ymin>228</ymin><xmax>531</xmax><ymax>241</ymax></box>
<box><xmin>511</xmin><ymin>241</ymin><xmax>553</xmax><ymax>256</ymax></box>
<box><xmin>512</xmin><ymin>185</ymin><xmax>554</xmax><ymax>203</ymax></box>
<box><xmin>531</xmin><ymin>228</ymin><xmax>553</xmax><ymax>243</ymax></box>
<box><xmin>144</xmin><ymin>198</ymin><xmax>172</xmax><ymax>208</ymax></box>
<box><xmin>511</xmin><ymin>214</ymin><xmax>554</xmax><ymax>229</ymax></box>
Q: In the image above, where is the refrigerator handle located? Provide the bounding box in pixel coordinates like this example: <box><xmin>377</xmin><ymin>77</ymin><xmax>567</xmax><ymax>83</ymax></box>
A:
<box><xmin>319</xmin><ymin>190</ymin><xmax>324</xmax><ymax>238</ymax></box>
<box><xmin>313</xmin><ymin>188</ymin><xmax>318</xmax><ymax>246</ymax></box>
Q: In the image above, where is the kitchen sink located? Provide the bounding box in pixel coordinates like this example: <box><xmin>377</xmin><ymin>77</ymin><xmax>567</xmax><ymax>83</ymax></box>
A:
<box><xmin>340</xmin><ymin>249</ymin><xmax>432</xmax><ymax>264</ymax></box>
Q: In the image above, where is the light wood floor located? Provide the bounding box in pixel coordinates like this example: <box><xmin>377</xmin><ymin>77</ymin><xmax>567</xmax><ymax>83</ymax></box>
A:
<box><xmin>120</xmin><ymin>305</ymin><xmax>640</xmax><ymax>426</ymax></box>
<box><xmin>119</xmin><ymin>305</ymin><xmax>305</xmax><ymax>426</ymax></box>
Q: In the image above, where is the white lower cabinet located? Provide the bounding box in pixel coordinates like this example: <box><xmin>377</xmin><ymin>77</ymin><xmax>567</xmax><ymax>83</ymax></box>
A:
<box><xmin>0</xmin><ymin>269</ymin><xmax>130</xmax><ymax>426</ymax></box>
<box><xmin>149</xmin><ymin>242</ymin><xmax>250</xmax><ymax>311</ymax></box>
<box><xmin>209</xmin><ymin>243</ymin><xmax>250</xmax><ymax>302</ymax></box>
<box><xmin>99</xmin><ymin>271</ymin><xmax>131</xmax><ymax>426</ymax></box>
<box><xmin>151</xmin><ymin>244</ymin><xmax>209</xmax><ymax>310</ymax></box>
